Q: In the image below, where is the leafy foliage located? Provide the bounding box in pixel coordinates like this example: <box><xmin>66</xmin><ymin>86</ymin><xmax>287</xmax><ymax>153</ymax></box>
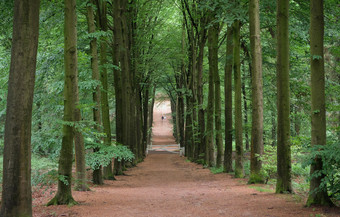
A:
<box><xmin>305</xmin><ymin>136</ymin><xmax>340</xmax><ymax>200</ymax></box>
<box><xmin>86</xmin><ymin>143</ymin><xmax>134</xmax><ymax>170</ymax></box>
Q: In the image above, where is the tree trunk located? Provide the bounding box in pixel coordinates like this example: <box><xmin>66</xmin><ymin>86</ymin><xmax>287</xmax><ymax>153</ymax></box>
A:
<box><xmin>87</xmin><ymin>1</ymin><xmax>103</xmax><ymax>185</ymax></box>
<box><xmin>177</xmin><ymin>21</ymin><xmax>186</xmax><ymax>149</ymax></box>
<box><xmin>242</xmin><ymin>77</ymin><xmax>249</xmax><ymax>151</ymax></box>
<box><xmin>197</xmin><ymin>34</ymin><xmax>207</xmax><ymax>161</ymax></box>
<box><xmin>96</xmin><ymin>0</ymin><xmax>114</xmax><ymax>180</ymax></box>
<box><xmin>276</xmin><ymin>0</ymin><xmax>292</xmax><ymax>193</ymax></box>
<box><xmin>74</xmin><ymin>62</ymin><xmax>88</xmax><ymax>191</ymax></box>
<box><xmin>112</xmin><ymin>7</ymin><xmax>124</xmax><ymax>176</ymax></box>
<box><xmin>47</xmin><ymin>0</ymin><xmax>78</xmax><ymax>205</ymax></box>
<box><xmin>184</xmin><ymin>30</ymin><xmax>194</xmax><ymax>159</ymax></box>
<box><xmin>147</xmin><ymin>86</ymin><xmax>156</xmax><ymax>146</ymax></box>
<box><xmin>271</xmin><ymin>111</ymin><xmax>276</xmax><ymax>146</ymax></box>
<box><xmin>142</xmin><ymin>81</ymin><xmax>150</xmax><ymax>155</ymax></box>
<box><xmin>0</xmin><ymin>0</ymin><xmax>40</xmax><ymax>216</ymax></box>
<box><xmin>224</xmin><ymin>27</ymin><xmax>233</xmax><ymax>173</ymax></box>
<box><xmin>249</xmin><ymin>0</ymin><xmax>264</xmax><ymax>184</ymax></box>
<box><xmin>113</xmin><ymin>0</ymin><xmax>133</xmax><ymax>172</ymax></box>
<box><xmin>233</xmin><ymin>20</ymin><xmax>244</xmax><ymax>178</ymax></box>
<box><xmin>212</xmin><ymin>23</ymin><xmax>223</xmax><ymax>168</ymax></box>
<box><xmin>307</xmin><ymin>0</ymin><xmax>333</xmax><ymax>206</ymax></box>
<box><xmin>241</xmin><ymin>42</ymin><xmax>251</xmax><ymax>152</ymax></box>
<box><xmin>206</xmin><ymin>21</ymin><xmax>216</xmax><ymax>167</ymax></box>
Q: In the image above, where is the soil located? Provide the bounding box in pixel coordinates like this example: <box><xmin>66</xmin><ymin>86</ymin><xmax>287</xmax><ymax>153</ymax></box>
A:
<box><xmin>33</xmin><ymin>99</ymin><xmax>340</xmax><ymax>217</ymax></box>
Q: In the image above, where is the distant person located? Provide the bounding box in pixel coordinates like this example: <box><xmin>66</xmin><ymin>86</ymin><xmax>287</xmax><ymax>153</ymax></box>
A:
<box><xmin>162</xmin><ymin>115</ymin><xmax>164</xmax><ymax>120</ymax></box>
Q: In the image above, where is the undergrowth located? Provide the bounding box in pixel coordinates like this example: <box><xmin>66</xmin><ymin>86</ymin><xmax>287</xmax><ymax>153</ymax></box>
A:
<box><xmin>0</xmin><ymin>155</ymin><xmax>59</xmax><ymax>193</ymax></box>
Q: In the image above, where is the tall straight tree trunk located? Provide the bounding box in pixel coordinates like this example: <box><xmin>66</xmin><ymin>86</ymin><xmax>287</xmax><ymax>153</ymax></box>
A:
<box><xmin>147</xmin><ymin>86</ymin><xmax>156</xmax><ymax>146</ymax></box>
<box><xmin>112</xmin><ymin>10</ymin><xmax>124</xmax><ymax>176</ymax></box>
<box><xmin>0</xmin><ymin>0</ymin><xmax>40</xmax><ymax>216</ymax></box>
<box><xmin>129</xmin><ymin>4</ymin><xmax>142</xmax><ymax>163</ymax></box>
<box><xmin>242</xmin><ymin>77</ymin><xmax>249</xmax><ymax>151</ymax></box>
<box><xmin>233</xmin><ymin>20</ymin><xmax>244</xmax><ymax>178</ymax></box>
<box><xmin>240</xmin><ymin>42</ymin><xmax>251</xmax><ymax>151</ymax></box>
<box><xmin>185</xmin><ymin>32</ymin><xmax>194</xmax><ymax>159</ymax></box>
<box><xmin>206</xmin><ymin>21</ymin><xmax>217</xmax><ymax>167</ymax></box>
<box><xmin>178</xmin><ymin>21</ymin><xmax>186</xmax><ymax>149</ymax></box>
<box><xmin>96</xmin><ymin>0</ymin><xmax>114</xmax><ymax>180</ymax></box>
<box><xmin>271</xmin><ymin>111</ymin><xmax>277</xmax><ymax>146</ymax></box>
<box><xmin>307</xmin><ymin>0</ymin><xmax>333</xmax><ymax>206</ymax></box>
<box><xmin>276</xmin><ymin>0</ymin><xmax>292</xmax><ymax>193</ymax></box>
<box><xmin>74</xmin><ymin>64</ymin><xmax>88</xmax><ymax>191</ymax></box>
<box><xmin>142</xmin><ymin>81</ymin><xmax>150</xmax><ymax>155</ymax></box>
<box><xmin>249</xmin><ymin>0</ymin><xmax>264</xmax><ymax>184</ymax></box>
<box><xmin>212</xmin><ymin>23</ymin><xmax>223</xmax><ymax>168</ymax></box>
<box><xmin>87</xmin><ymin>1</ymin><xmax>103</xmax><ymax>185</ymax></box>
<box><xmin>48</xmin><ymin>0</ymin><xmax>78</xmax><ymax>205</ymax></box>
<box><xmin>113</xmin><ymin>0</ymin><xmax>132</xmax><ymax>172</ymax></box>
<box><xmin>224</xmin><ymin>27</ymin><xmax>234</xmax><ymax>173</ymax></box>
<box><xmin>185</xmin><ymin>94</ymin><xmax>194</xmax><ymax>158</ymax></box>
<box><xmin>197</xmin><ymin>34</ymin><xmax>207</xmax><ymax>160</ymax></box>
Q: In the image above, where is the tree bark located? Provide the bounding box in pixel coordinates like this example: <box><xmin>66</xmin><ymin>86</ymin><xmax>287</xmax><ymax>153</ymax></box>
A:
<box><xmin>113</xmin><ymin>0</ymin><xmax>133</xmax><ymax>173</ymax></box>
<box><xmin>206</xmin><ymin>21</ymin><xmax>217</xmax><ymax>167</ymax></box>
<box><xmin>212</xmin><ymin>23</ymin><xmax>223</xmax><ymax>168</ymax></box>
<box><xmin>87</xmin><ymin>0</ymin><xmax>103</xmax><ymax>185</ymax></box>
<box><xmin>242</xmin><ymin>77</ymin><xmax>249</xmax><ymax>151</ymax></box>
<box><xmin>47</xmin><ymin>0</ymin><xmax>78</xmax><ymax>205</ymax></box>
<box><xmin>177</xmin><ymin>21</ymin><xmax>186</xmax><ymax>149</ymax></box>
<box><xmin>96</xmin><ymin>0</ymin><xmax>114</xmax><ymax>180</ymax></box>
<box><xmin>224</xmin><ymin>27</ymin><xmax>233</xmax><ymax>173</ymax></box>
<box><xmin>0</xmin><ymin>0</ymin><xmax>40</xmax><ymax>216</ymax></box>
<box><xmin>142</xmin><ymin>81</ymin><xmax>150</xmax><ymax>155</ymax></box>
<box><xmin>147</xmin><ymin>86</ymin><xmax>156</xmax><ymax>146</ymax></box>
<box><xmin>307</xmin><ymin>0</ymin><xmax>333</xmax><ymax>206</ymax></box>
<box><xmin>196</xmin><ymin>32</ymin><xmax>207</xmax><ymax>161</ymax></box>
<box><xmin>74</xmin><ymin>58</ymin><xmax>88</xmax><ymax>191</ymax></box>
<box><xmin>276</xmin><ymin>0</ymin><xmax>292</xmax><ymax>193</ymax></box>
<box><xmin>249</xmin><ymin>0</ymin><xmax>264</xmax><ymax>184</ymax></box>
<box><xmin>233</xmin><ymin>20</ymin><xmax>244</xmax><ymax>178</ymax></box>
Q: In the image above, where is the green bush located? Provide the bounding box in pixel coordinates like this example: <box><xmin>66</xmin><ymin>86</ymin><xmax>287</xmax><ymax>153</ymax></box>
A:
<box><xmin>259</xmin><ymin>145</ymin><xmax>277</xmax><ymax>184</ymax></box>
<box><xmin>305</xmin><ymin>135</ymin><xmax>340</xmax><ymax>200</ymax></box>
<box><xmin>31</xmin><ymin>155</ymin><xmax>58</xmax><ymax>187</ymax></box>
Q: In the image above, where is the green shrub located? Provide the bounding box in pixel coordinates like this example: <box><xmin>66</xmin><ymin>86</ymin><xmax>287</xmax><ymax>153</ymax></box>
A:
<box><xmin>85</xmin><ymin>140</ymin><xmax>134</xmax><ymax>170</ymax></box>
<box><xmin>31</xmin><ymin>155</ymin><xmax>58</xmax><ymax>187</ymax></box>
<box><xmin>259</xmin><ymin>145</ymin><xmax>277</xmax><ymax>184</ymax></box>
<box><xmin>305</xmin><ymin>135</ymin><xmax>340</xmax><ymax>200</ymax></box>
<box><xmin>210</xmin><ymin>167</ymin><xmax>224</xmax><ymax>174</ymax></box>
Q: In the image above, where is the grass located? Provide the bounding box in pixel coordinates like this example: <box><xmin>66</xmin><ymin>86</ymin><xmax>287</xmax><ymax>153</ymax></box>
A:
<box><xmin>248</xmin><ymin>185</ymin><xmax>275</xmax><ymax>193</ymax></box>
<box><xmin>210</xmin><ymin>167</ymin><xmax>224</xmax><ymax>174</ymax></box>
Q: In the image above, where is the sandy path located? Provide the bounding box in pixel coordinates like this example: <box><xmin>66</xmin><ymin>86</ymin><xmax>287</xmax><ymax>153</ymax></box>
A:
<box><xmin>33</xmin><ymin>99</ymin><xmax>339</xmax><ymax>217</ymax></box>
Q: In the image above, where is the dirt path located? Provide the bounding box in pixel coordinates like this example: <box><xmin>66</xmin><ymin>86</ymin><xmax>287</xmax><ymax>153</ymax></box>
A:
<box><xmin>34</xmin><ymin>99</ymin><xmax>339</xmax><ymax>217</ymax></box>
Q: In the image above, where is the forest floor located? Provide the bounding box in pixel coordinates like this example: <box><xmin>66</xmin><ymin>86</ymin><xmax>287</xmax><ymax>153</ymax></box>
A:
<box><xmin>33</xmin><ymin>99</ymin><xmax>340</xmax><ymax>217</ymax></box>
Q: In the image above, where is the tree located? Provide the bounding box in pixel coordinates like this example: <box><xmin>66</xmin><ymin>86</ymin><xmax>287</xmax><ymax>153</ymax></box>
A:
<box><xmin>224</xmin><ymin>26</ymin><xmax>233</xmax><ymax>173</ymax></box>
<box><xmin>0</xmin><ymin>0</ymin><xmax>40</xmax><ymax>216</ymax></box>
<box><xmin>113</xmin><ymin>0</ymin><xmax>134</xmax><ymax>168</ymax></box>
<box><xmin>206</xmin><ymin>16</ymin><xmax>217</xmax><ymax>167</ymax></box>
<box><xmin>87</xmin><ymin>0</ymin><xmax>103</xmax><ymax>185</ymax></box>
<box><xmin>306</xmin><ymin>0</ymin><xmax>333</xmax><ymax>206</ymax></box>
<box><xmin>248</xmin><ymin>0</ymin><xmax>264</xmax><ymax>184</ymax></box>
<box><xmin>276</xmin><ymin>0</ymin><xmax>292</xmax><ymax>193</ymax></box>
<box><xmin>212</xmin><ymin>24</ymin><xmax>223</xmax><ymax>168</ymax></box>
<box><xmin>74</xmin><ymin>55</ymin><xmax>88</xmax><ymax>191</ymax></box>
<box><xmin>47</xmin><ymin>0</ymin><xmax>78</xmax><ymax>205</ymax></box>
<box><xmin>95</xmin><ymin>0</ymin><xmax>114</xmax><ymax>180</ymax></box>
<box><xmin>233</xmin><ymin>19</ymin><xmax>244</xmax><ymax>178</ymax></box>
<box><xmin>213</xmin><ymin>23</ymin><xmax>223</xmax><ymax>168</ymax></box>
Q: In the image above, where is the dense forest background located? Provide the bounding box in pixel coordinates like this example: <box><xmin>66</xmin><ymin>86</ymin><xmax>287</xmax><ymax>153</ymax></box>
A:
<box><xmin>0</xmin><ymin>0</ymin><xmax>339</xmax><ymax>216</ymax></box>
